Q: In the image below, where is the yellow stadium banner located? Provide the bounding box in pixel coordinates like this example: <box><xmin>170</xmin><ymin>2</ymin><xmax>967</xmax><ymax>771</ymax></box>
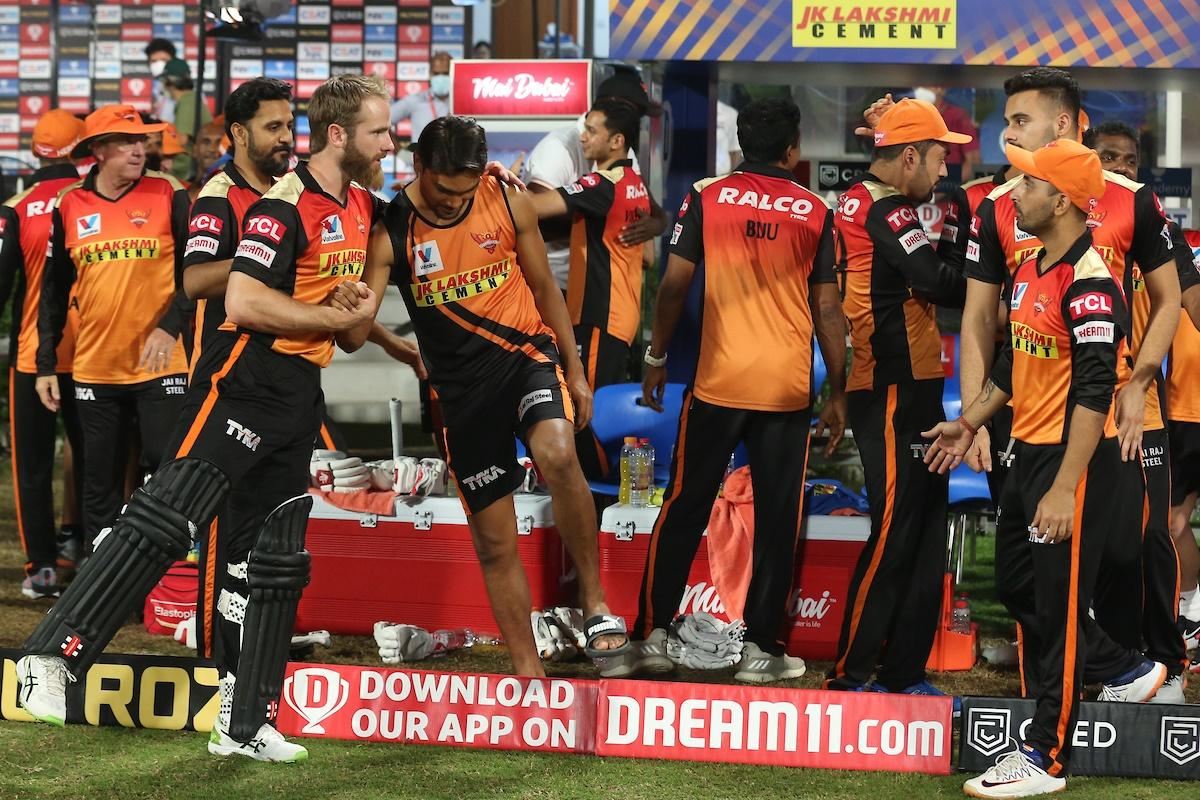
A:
<box><xmin>792</xmin><ymin>0</ymin><xmax>956</xmax><ymax>49</ymax></box>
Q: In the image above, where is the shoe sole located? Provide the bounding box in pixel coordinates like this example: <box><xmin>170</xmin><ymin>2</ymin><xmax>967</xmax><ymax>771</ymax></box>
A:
<box><xmin>207</xmin><ymin>741</ymin><xmax>308</xmax><ymax>763</ymax></box>
<box><xmin>20</xmin><ymin>589</ymin><xmax>61</xmax><ymax>600</ymax></box>
<box><xmin>599</xmin><ymin>656</ymin><xmax>676</xmax><ymax>679</ymax></box>
<box><xmin>963</xmin><ymin>779</ymin><xmax>1066</xmax><ymax>798</ymax></box>
<box><xmin>734</xmin><ymin>666</ymin><xmax>807</xmax><ymax>684</ymax></box>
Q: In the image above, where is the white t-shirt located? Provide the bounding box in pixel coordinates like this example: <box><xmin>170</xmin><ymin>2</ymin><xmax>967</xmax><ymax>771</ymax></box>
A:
<box><xmin>715</xmin><ymin>101</ymin><xmax>739</xmax><ymax>175</ymax></box>
<box><xmin>525</xmin><ymin>116</ymin><xmax>641</xmax><ymax>289</ymax></box>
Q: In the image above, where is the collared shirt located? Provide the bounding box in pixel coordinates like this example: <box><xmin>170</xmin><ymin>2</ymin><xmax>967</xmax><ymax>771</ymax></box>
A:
<box><xmin>390</xmin><ymin>89</ymin><xmax>449</xmax><ymax>143</ymax></box>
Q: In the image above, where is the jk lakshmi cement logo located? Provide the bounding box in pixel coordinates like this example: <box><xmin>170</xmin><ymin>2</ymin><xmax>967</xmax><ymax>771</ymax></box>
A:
<box><xmin>793</xmin><ymin>0</ymin><xmax>956</xmax><ymax>48</ymax></box>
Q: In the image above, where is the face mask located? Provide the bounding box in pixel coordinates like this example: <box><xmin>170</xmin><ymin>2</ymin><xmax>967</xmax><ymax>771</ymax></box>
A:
<box><xmin>430</xmin><ymin>74</ymin><xmax>451</xmax><ymax>98</ymax></box>
<box><xmin>913</xmin><ymin>87</ymin><xmax>937</xmax><ymax>104</ymax></box>
<box><xmin>149</xmin><ymin>60</ymin><xmax>166</xmax><ymax>78</ymax></box>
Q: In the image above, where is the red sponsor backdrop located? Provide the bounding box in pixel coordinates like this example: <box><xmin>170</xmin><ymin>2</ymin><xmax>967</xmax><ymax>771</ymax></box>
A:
<box><xmin>450</xmin><ymin>60</ymin><xmax>592</xmax><ymax>119</ymax></box>
<box><xmin>274</xmin><ymin>663</ymin><xmax>953</xmax><ymax>774</ymax></box>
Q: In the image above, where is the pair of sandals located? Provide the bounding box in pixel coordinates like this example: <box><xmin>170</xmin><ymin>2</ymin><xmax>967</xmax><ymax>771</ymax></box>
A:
<box><xmin>532</xmin><ymin>610</ymin><xmax>631</xmax><ymax>671</ymax></box>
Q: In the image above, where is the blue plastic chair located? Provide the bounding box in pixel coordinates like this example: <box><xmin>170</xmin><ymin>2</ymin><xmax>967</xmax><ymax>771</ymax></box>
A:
<box><xmin>584</xmin><ymin>382</ymin><xmax>687</xmax><ymax>495</ymax></box>
<box><xmin>947</xmin><ymin>462</ymin><xmax>992</xmax><ymax>583</ymax></box>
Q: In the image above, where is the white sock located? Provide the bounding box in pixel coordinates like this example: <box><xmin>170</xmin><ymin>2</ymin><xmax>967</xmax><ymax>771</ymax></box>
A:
<box><xmin>1180</xmin><ymin>587</ymin><xmax>1200</xmax><ymax>618</ymax></box>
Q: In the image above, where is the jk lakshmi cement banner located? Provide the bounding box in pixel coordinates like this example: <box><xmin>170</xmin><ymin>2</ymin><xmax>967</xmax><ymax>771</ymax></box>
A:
<box><xmin>609</xmin><ymin>0</ymin><xmax>1200</xmax><ymax>68</ymax></box>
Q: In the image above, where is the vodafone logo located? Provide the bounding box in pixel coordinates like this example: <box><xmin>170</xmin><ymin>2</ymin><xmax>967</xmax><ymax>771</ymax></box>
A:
<box><xmin>284</xmin><ymin>668</ymin><xmax>351</xmax><ymax>735</ymax></box>
<box><xmin>245</xmin><ymin>215</ymin><xmax>285</xmax><ymax>243</ymax></box>
<box><xmin>715</xmin><ymin>187</ymin><xmax>814</xmax><ymax>218</ymax></box>
<box><xmin>189</xmin><ymin>213</ymin><xmax>223</xmax><ymax>235</ymax></box>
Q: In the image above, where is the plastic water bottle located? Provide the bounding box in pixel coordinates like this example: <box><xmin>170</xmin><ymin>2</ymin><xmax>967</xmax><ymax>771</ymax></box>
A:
<box><xmin>431</xmin><ymin>628</ymin><xmax>476</xmax><ymax>655</ymax></box>
<box><xmin>630</xmin><ymin>442</ymin><xmax>651</xmax><ymax>508</ymax></box>
<box><xmin>619</xmin><ymin>436</ymin><xmax>637</xmax><ymax>505</ymax></box>
<box><xmin>639</xmin><ymin>438</ymin><xmax>655</xmax><ymax>493</ymax></box>
<box><xmin>951</xmin><ymin>592</ymin><xmax>972</xmax><ymax>634</ymax></box>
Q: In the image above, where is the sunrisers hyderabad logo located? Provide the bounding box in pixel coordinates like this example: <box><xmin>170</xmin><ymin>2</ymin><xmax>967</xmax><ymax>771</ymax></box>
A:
<box><xmin>793</xmin><ymin>0</ymin><xmax>956</xmax><ymax>49</ymax></box>
<box><xmin>471</xmin><ymin>229</ymin><xmax>501</xmax><ymax>254</ymax></box>
<box><xmin>1033</xmin><ymin>292</ymin><xmax>1053</xmax><ymax>315</ymax></box>
<box><xmin>126</xmin><ymin>209</ymin><xmax>151</xmax><ymax>227</ymax></box>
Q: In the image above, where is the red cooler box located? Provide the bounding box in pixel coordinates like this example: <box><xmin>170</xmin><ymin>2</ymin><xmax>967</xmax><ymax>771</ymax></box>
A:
<box><xmin>297</xmin><ymin>492</ymin><xmax>566</xmax><ymax>636</ymax></box>
<box><xmin>598</xmin><ymin>504</ymin><xmax>869</xmax><ymax>660</ymax></box>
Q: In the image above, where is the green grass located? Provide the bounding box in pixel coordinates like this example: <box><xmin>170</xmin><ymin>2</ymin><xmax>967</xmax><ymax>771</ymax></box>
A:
<box><xmin>0</xmin><ymin>462</ymin><xmax>1193</xmax><ymax>798</ymax></box>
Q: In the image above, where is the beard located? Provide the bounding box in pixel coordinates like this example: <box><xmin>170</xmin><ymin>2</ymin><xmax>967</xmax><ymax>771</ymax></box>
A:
<box><xmin>342</xmin><ymin>138</ymin><xmax>383</xmax><ymax>190</ymax></box>
<box><xmin>247</xmin><ymin>132</ymin><xmax>291</xmax><ymax>178</ymax></box>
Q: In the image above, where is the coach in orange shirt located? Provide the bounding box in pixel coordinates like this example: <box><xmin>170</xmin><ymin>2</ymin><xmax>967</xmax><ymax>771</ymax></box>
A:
<box><xmin>35</xmin><ymin>105</ymin><xmax>192</xmax><ymax>553</ymax></box>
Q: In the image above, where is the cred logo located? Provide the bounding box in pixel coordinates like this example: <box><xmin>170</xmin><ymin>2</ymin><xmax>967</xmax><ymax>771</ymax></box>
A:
<box><xmin>283</xmin><ymin>668</ymin><xmax>351</xmax><ymax>735</ymax></box>
<box><xmin>1161</xmin><ymin>717</ymin><xmax>1200</xmax><ymax>766</ymax></box>
<box><xmin>245</xmin><ymin>215</ymin><xmax>285</xmax><ymax>244</ymax></box>
<box><xmin>966</xmin><ymin>707</ymin><xmax>1011</xmax><ymax>757</ymax></box>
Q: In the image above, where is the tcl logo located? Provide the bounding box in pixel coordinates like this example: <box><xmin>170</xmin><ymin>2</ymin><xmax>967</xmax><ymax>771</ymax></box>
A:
<box><xmin>245</xmin><ymin>215</ymin><xmax>284</xmax><ymax>244</ymax></box>
<box><xmin>1068</xmin><ymin>292</ymin><xmax>1112</xmax><ymax>319</ymax></box>
<box><xmin>189</xmin><ymin>213</ymin><xmax>223</xmax><ymax>236</ymax></box>
<box><xmin>885</xmin><ymin>206</ymin><xmax>918</xmax><ymax>232</ymax></box>
<box><xmin>715</xmin><ymin>187</ymin><xmax>814</xmax><ymax>217</ymax></box>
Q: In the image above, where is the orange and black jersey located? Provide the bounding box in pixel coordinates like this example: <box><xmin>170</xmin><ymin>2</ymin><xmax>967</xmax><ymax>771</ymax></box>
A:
<box><xmin>1167</xmin><ymin>229</ymin><xmax>1200</xmax><ymax>423</ymax></box>
<box><xmin>0</xmin><ymin>163</ymin><xmax>80</xmax><ymax>374</ymax></box>
<box><xmin>991</xmin><ymin>232</ymin><xmax>1129</xmax><ymax>445</ymax></box>
<box><xmin>968</xmin><ymin>170</ymin><xmax>1182</xmax><ymax>430</ymax></box>
<box><xmin>226</xmin><ymin>162</ymin><xmax>377</xmax><ymax>368</ymax></box>
<box><xmin>834</xmin><ymin>174</ymin><xmax>966</xmax><ymax>393</ymax></box>
<box><xmin>557</xmin><ymin>159</ymin><xmax>649</xmax><ymax>345</ymax></box>
<box><xmin>963</xmin><ymin>168</ymin><xmax>1008</xmax><ymax>216</ymax></box>
<box><xmin>38</xmin><ymin>167</ymin><xmax>191</xmax><ymax>384</ymax></box>
<box><xmin>184</xmin><ymin>162</ymin><xmax>263</xmax><ymax>364</ymax></box>
<box><xmin>670</xmin><ymin>162</ymin><xmax>834</xmax><ymax>412</ymax></box>
<box><xmin>384</xmin><ymin>176</ymin><xmax>557</xmax><ymax>404</ymax></box>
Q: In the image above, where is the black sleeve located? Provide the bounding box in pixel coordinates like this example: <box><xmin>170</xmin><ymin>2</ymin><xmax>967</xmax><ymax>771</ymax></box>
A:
<box><xmin>867</xmin><ymin>197</ymin><xmax>966</xmax><ymax>308</ymax></box>
<box><xmin>1130</xmin><ymin>186</ymin><xmax>1175</xmax><ymax>275</ymax></box>
<box><xmin>556</xmin><ymin>171</ymin><xmax>616</xmax><ymax>218</ymax></box>
<box><xmin>935</xmin><ymin>186</ymin><xmax>969</xmax><ymax>272</ymax></box>
<box><xmin>809</xmin><ymin>207</ymin><xmax>837</xmax><ymax>285</ymax></box>
<box><xmin>1063</xmin><ymin>277</ymin><xmax>1123</xmax><ymax>415</ymax></box>
<box><xmin>990</xmin><ymin>331</ymin><xmax>1014</xmax><ymax>396</ymax></box>
<box><xmin>965</xmin><ymin>196</ymin><xmax>1007</xmax><ymax>284</ymax></box>
<box><xmin>0</xmin><ymin>206</ymin><xmax>21</xmax><ymax>317</ymax></box>
<box><xmin>667</xmin><ymin>187</ymin><xmax>703</xmax><ymax>264</ymax></box>
<box><xmin>155</xmin><ymin>188</ymin><xmax>194</xmax><ymax>336</ymax></box>
<box><xmin>183</xmin><ymin>194</ymin><xmax>238</xmax><ymax>268</ymax></box>
<box><xmin>1169</xmin><ymin>220</ymin><xmax>1200</xmax><ymax>293</ymax></box>
<box><xmin>36</xmin><ymin>208</ymin><xmax>74</xmax><ymax>376</ymax></box>
<box><xmin>230</xmin><ymin>199</ymin><xmax>304</xmax><ymax>290</ymax></box>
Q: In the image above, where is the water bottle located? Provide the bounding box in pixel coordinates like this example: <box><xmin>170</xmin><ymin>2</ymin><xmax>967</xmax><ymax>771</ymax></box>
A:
<box><xmin>639</xmin><ymin>437</ymin><xmax>655</xmax><ymax>493</ymax></box>
<box><xmin>630</xmin><ymin>441</ymin><xmax>651</xmax><ymax>508</ymax></box>
<box><xmin>950</xmin><ymin>592</ymin><xmax>972</xmax><ymax>634</ymax></box>
<box><xmin>431</xmin><ymin>628</ymin><xmax>476</xmax><ymax>655</ymax></box>
<box><xmin>619</xmin><ymin>436</ymin><xmax>637</xmax><ymax>505</ymax></box>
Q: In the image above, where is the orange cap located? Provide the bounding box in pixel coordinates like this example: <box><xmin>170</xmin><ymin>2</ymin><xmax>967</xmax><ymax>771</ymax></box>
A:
<box><xmin>1005</xmin><ymin>139</ymin><xmax>1106</xmax><ymax>212</ymax></box>
<box><xmin>32</xmin><ymin>109</ymin><xmax>86</xmax><ymax>159</ymax></box>
<box><xmin>1076</xmin><ymin>108</ymin><xmax>1090</xmax><ymax>143</ymax></box>
<box><xmin>873</xmin><ymin>98</ymin><xmax>973</xmax><ymax>148</ymax></box>
<box><xmin>72</xmin><ymin>104</ymin><xmax>167</xmax><ymax>159</ymax></box>
<box><xmin>161</xmin><ymin>124</ymin><xmax>185</xmax><ymax>156</ymax></box>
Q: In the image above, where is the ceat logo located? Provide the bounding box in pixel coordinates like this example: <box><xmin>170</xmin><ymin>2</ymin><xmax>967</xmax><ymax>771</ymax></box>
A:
<box><xmin>190</xmin><ymin>213</ymin><xmax>223</xmax><ymax>236</ymax></box>
<box><xmin>321</xmin><ymin>214</ymin><xmax>345</xmax><ymax>244</ymax></box>
<box><xmin>126</xmin><ymin>208</ymin><xmax>151</xmax><ymax>227</ymax></box>
<box><xmin>245</xmin><ymin>215</ymin><xmax>284</xmax><ymax>244</ymax></box>
<box><xmin>283</xmin><ymin>667</ymin><xmax>350</xmax><ymax>735</ymax></box>
<box><xmin>470</xmin><ymin>229</ymin><xmax>500</xmax><ymax>254</ymax></box>
<box><xmin>76</xmin><ymin>212</ymin><xmax>101</xmax><ymax>239</ymax></box>
<box><xmin>1068</xmin><ymin>291</ymin><xmax>1112</xmax><ymax>319</ymax></box>
<box><xmin>413</xmin><ymin>240</ymin><xmax>444</xmax><ymax>276</ymax></box>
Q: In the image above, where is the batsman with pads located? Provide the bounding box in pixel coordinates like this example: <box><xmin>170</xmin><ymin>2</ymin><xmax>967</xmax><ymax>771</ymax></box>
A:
<box><xmin>15</xmin><ymin>75</ymin><xmax>394</xmax><ymax>762</ymax></box>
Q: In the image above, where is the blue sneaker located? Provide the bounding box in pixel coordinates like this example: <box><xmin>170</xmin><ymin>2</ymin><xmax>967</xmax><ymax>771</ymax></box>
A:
<box><xmin>874</xmin><ymin>680</ymin><xmax>960</xmax><ymax>714</ymax></box>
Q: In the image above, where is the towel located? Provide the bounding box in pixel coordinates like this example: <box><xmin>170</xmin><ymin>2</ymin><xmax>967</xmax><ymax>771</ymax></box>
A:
<box><xmin>310</xmin><ymin>487</ymin><xmax>399</xmax><ymax>516</ymax></box>
<box><xmin>706</xmin><ymin>465</ymin><xmax>754</xmax><ymax>621</ymax></box>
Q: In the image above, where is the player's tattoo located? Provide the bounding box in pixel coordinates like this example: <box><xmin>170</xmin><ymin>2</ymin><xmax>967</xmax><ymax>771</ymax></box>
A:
<box><xmin>981</xmin><ymin>380</ymin><xmax>996</xmax><ymax>402</ymax></box>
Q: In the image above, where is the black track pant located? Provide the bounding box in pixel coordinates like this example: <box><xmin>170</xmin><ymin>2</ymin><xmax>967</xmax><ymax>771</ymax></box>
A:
<box><xmin>1092</xmin><ymin>428</ymin><xmax>1187</xmax><ymax>678</ymax></box>
<box><xmin>985</xmin><ymin>403</ymin><xmax>1014</xmax><ymax>506</ymax></box>
<box><xmin>828</xmin><ymin>379</ymin><xmax>948</xmax><ymax>690</ymax></box>
<box><xmin>9</xmin><ymin>369</ymin><xmax>83</xmax><ymax>572</ymax></box>
<box><xmin>75</xmin><ymin>376</ymin><xmax>186</xmax><ymax>547</ymax></box>
<box><xmin>166</xmin><ymin>336</ymin><xmax>322</xmax><ymax>679</ymax></box>
<box><xmin>634</xmin><ymin>390</ymin><xmax>811</xmax><ymax>654</ymax></box>
<box><xmin>573</xmin><ymin>325</ymin><xmax>632</xmax><ymax>482</ymax></box>
<box><xmin>996</xmin><ymin>438</ymin><xmax>1143</xmax><ymax>776</ymax></box>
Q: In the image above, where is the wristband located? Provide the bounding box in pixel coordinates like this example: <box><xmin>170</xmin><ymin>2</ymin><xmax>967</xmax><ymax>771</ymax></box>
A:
<box><xmin>957</xmin><ymin>415</ymin><xmax>978</xmax><ymax>436</ymax></box>
<box><xmin>643</xmin><ymin>346</ymin><xmax>667</xmax><ymax>368</ymax></box>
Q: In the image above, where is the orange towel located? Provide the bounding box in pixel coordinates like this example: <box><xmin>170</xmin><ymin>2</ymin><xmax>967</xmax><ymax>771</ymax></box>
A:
<box><xmin>310</xmin><ymin>487</ymin><xmax>399</xmax><ymax>516</ymax></box>
<box><xmin>706</xmin><ymin>466</ymin><xmax>754</xmax><ymax>621</ymax></box>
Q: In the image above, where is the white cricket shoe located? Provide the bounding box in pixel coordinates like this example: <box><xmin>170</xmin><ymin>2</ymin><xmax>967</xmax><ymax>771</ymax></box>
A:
<box><xmin>16</xmin><ymin>655</ymin><xmax>71</xmax><ymax>727</ymax></box>
<box><xmin>1098</xmin><ymin>660</ymin><xmax>1167</xmax><ymax>703</ymax></box>
<box><xmin>1149</xmin><ymin>673</ymin><xmax>1186</xmax><ymax>705</ymax></box>
<box><xmin>208</xmin><ymin>722</ymin><xmax>309</xmax><ymax>763</ymax></box>
<box><xmin>963</xmin><ymin>747</ymin><xmax>1065</xmax><ymax>798</ymax></box>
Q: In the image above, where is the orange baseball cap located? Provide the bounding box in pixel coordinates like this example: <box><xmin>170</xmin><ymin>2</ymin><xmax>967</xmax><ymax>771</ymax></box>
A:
<box><xmin>1005</xmin><ymin>139</ymin><xmax>1106</xmax><ymax>212</ymax></box>
<box><xmin>71</xmin><ymin>104</ymin><xmax>166</xmax><ymax>159</ymax></box>
<box><xmin>32</xmin><ymin>109</ymin><xmax>86</xmax><ymax>159</ymax></box>
<box><xmin>873</xmin><ymin>98</ymin><xmax>973</xmax><ymax>148</ymax></box>
<box><xmin>161</xmin><ymin>124</ymin><xmax>185</xmax><ymax>157</ymax></box>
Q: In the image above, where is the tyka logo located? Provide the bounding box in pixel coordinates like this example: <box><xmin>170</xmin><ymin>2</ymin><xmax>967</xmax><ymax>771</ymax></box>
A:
<box><xmin>1160</xmin><ymin>717</ymin><xmax>1200</xmax><ymax>766</ymax></box>
<box><xmin>966</xmin><ymin>707</ymin><xmax>1011</xmax><ymax>758</ymax></box>
<box><xmin>283</xmin><ymin>668</ymin><xmax>350</xmax><ymax>735</ymax></box>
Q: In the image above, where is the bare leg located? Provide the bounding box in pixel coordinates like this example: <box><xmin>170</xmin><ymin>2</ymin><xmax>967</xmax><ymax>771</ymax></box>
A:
<box><xmin>527</xmin><ymin>418</ymin><xmax>625</xmax><ymax>650</ymax></box>
<box><xmin>1171</xmin><ymin>492</ymin><xmax>1199</xmax><ymax>595</ymax></box>
<box><xmin>466</xmin><ymin>493</ymin><xmax>544</xmax><ymax>677</ymax></box>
